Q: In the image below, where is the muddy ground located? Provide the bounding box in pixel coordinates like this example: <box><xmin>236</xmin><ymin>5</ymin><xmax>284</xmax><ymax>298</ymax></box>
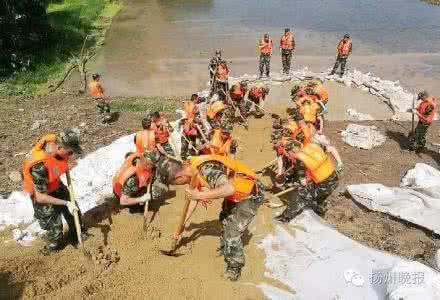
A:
<box><xmin>1</xmin><ymin>94</ymin><xmax>440</xmax><ymax>299</ymax></box>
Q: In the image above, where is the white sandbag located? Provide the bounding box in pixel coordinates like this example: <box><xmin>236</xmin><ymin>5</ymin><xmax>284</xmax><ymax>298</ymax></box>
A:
<box><xmin>341</xmin><ymin>124</ymin><xmax>386</xmax><ymax>149</ymax></box>
<box><xmin>347</xmin><ymin>164</ymin><xmax>440</xmax><ymax>234</ymax></box>
<box><xmin>346</xmin><ymin>108</ymin><xmax>374</xmax><ymax>121</ymax></box>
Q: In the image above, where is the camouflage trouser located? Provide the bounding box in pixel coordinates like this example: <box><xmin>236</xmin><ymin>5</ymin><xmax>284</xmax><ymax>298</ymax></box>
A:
<box><xmin>331</xmin><ymin>55</ymin><xmax>348</xmax><ymax>75</ymax></box>
<box><xmin>160</xmin><ymin>142</ymin><xmax>175</xmax><ymax>157</ymax></box>
<box><xmin>409</xmin><ymin>122</ymin><xmax>430</xmax><ymax>150</ymax></box>
<box><xmin>218</xmin><ymin>181</ymin><xmax>265</xmax><ymax>269</ymax></box>
<box><xmin>245</xmin><ymin>98</ymin><xmax>264</xmax><ymax>118</ymax></box>
<box><xmin>211</xmin><ymin>80</ymin><xmax>229</xmax><ymax>101</ymax></box>
<box><xmin>259</xmin><ymin>54</ymin><xmax>271</xmax><ymax>77</ymax></box>
<box><xmin>281</xmin><ymin>49</ymin><xmax>293</xmax><ymax>73</ymax></box>
<box><xmin>232</xmin><ymin>100</ymin><xmax>247</xmax><ymax>119</ymax></box>
<box><xmin>180</xmin><ymin>135</ymin><xmax>198</xmax><ymax>160</ymax></box>
<box><xmin>32</xmin><ymin>185</ymin><xmax>83</xmax><ymax>244</ymax></box>
<box><xmin>96</xmin><ymin>102</ymin><xmax>111</xmax><ymax>114</ymax></box>
<box><xmin>285</xmin><ymin>173</ymin><xmax>338</xmax><ymax>218</ymax></box>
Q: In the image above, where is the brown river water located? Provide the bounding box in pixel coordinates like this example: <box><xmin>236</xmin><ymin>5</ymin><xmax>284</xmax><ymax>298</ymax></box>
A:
<box><xmin>93</xmin><ymin>0</ymin><xmax>440</xmax><ymax>97</ymax></box>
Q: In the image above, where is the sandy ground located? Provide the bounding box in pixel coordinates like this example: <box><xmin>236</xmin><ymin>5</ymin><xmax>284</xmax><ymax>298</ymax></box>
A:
<box><xmin>1</xmin><ymin>90</ymin><xmax>440</xmax><ymax>299</ymax></box>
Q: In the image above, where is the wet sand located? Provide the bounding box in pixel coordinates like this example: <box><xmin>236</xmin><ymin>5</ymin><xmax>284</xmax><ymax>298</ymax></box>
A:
<box><xmin>92</xmin><ymin>0</ymin><xmax>440</xmax><ymax>97</ymax></box>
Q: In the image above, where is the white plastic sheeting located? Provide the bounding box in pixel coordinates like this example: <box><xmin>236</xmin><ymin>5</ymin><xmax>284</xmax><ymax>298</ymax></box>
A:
<box><xmin>341</xmin><ymin>124</ymin><xmax>387</xmax><ymax>150</ymax></box>
<box><xmin>0</xmin><ymin>124</ymin><xmax>183</xmax><ymax>242</ymax></box>
<box><xmin>347</xmin><ymin>164</ymin><xmax>440</xmax><ymax>234</ymax></box>
<box><xmin>258</xmin><ymin>211</ymin><xmax>440</xmax><ymax>300</ymax></box>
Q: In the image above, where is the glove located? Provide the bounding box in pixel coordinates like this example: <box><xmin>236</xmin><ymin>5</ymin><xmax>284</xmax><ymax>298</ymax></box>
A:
<box><xmin>137</xmin><ymin>193</ymin><xmax>151</xmax><ymax>204</ymax></box>
<box><xmin>64</xmin><ymin>201</ymin><xmax>79</xmax><ymax>215</ymax></box>
<box><xmin>336</xmin><ymin>162</ymin><xmax>344</xmax><ymax>176</ymax></box>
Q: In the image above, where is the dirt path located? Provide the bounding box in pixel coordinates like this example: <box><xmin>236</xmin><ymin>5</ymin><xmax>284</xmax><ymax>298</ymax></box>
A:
<box><xmin>1</xmin><ymin>92</ymin><xmax>440</xmax><ymax>298</ymax></box>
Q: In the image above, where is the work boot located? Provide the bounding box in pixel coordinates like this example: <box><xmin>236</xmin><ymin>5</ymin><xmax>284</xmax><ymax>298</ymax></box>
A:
<box><xmin>259</xmin><ymin>73</ymin><xmax>264</xmax><ymax>79</ymax></box>
<box><xmin>225</xmin><ymin>265</ymin><xmax>241</xmax><ymax>281</ymax></box>
<box><xmin>329</xmin><ymin>70</ymin><xmax>336</xmax><ymax>76</ymax></box>
<box><xmin>339</xmin><ymin>72</ymin><xmax>344</xmax><ymax>78</ymax></box>
<box><xmin>40</xmin><ymin>241</ymin><xmax>64</xmax><ymax>256</ymax></box>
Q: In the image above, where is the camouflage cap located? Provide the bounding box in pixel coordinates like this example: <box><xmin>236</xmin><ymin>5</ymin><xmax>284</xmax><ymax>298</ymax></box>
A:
<box><xmin>344</xmin><ymin>34</ymin><xmax>350</xmax><ymax>39</ymax></box>
<box><xmin>60</xmin><ymin>128</ymin><xmax>83</xmax><ymax>154</ymax></box>
<box><xmin>290</xmin><ymin>85</ymin><xmax>300</xmax><ymax>96</ymax></box>
<box><xmin>417</xmin><ymin>90</ymin><xmax>429</xmax><ymax>100</ymax></box>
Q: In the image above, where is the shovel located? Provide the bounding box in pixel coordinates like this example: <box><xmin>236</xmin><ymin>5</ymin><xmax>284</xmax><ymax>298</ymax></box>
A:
<box><xmin>264</xmin><ymin>186</ymin><xmax>297</xmax><ymax>208</ymax></box>
<box><xmin>161</xmin><ymin>193</ymin><xmax>198</xmax><ymax>256</ymax></box>
<box><xmin>66</xmin><ymin>170</ymin><xmax>91</xmax><ymax>259</ymax></box>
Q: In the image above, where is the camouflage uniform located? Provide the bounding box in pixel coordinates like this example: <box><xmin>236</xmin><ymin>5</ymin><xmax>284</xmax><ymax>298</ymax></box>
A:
<box><xmin>276</xmin><ymin>160</ymin><xmax>338</xmax><ymax>223</ymax></box>
<box><xmin>331</xmin><ymin>55</ymin><xmax>348</xmax><ymax>76</ymax></box>
<box><xmin>31</xmin><ymin>163</ymin><xmax>84</xmax><ymax>246</ymax></box>
<box><xmin>281</xmin><ymin>49</ymin><xmax>293</xmax><ymax>74</ymax></box>
<box><xmin>197</xmin><ymin>161</ymin><xmax>265</xmax><ymax>278</ymax></box>
<box><xmin>209</xmin><ymin>57</ymin><xmax>221</xmax><ymax>85</ymax></box>
<box><xmin>409</xmin><ymin>122</ymin><xmax>431</xmax><ymax>151</ymax></box>
<box><xmin>96</xmin><ymin>102</ymin><xmax>110</xmax><ymax>114</ymax></box>
<box><xmin>259</xmin><ymin>54</ymin><xmax>271</xmax><ymax>77</ymax></box>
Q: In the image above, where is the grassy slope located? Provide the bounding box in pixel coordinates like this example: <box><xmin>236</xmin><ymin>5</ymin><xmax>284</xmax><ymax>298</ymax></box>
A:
<box><xmin>0</xmin><ymin>0</ymin><xmax>121</xmax><ymax>96</ymax></box>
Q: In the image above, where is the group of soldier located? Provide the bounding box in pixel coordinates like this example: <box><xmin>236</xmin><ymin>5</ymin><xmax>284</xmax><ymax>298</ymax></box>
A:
<box><xmin>20</xmin><ymin>29</ymin><xmax>437</xmax><ymax>283</ymax></box>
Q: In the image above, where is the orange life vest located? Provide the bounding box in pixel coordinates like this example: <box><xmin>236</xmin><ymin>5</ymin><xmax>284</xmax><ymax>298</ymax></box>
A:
<box><xmin>417</xmin><ymin>96</ymin><xmax>437</xmax><ymax>124</ymax></box>
<box><xmin>89</xmin><ymin>80</ymin><xmax>104</xmax><ymax>98</ymax></box>
<box><xmin>249</xmin><ymin>87</ymin><xmax>265</xmax><ymax>101</ymax></box>
<box><xmin>294</xmin><ymin>143</ymin><xmax>335</xmax><ymax>183</ymax></box>
<box><xmin>207</xmin><ymin>101</ymin><xmax>226</xmax><ymax>119</ymax></box>
<box><xmin>230</xmin><ymin>84</ymin><xmax>245</xmax><ymax>101</ymax></box>
<box><xmin>135</xmin><ymin>130</ymin><xmax>156</xmax><ymax>153</ymax></box>
<box><xmin>216</xmin><ymin>64</ymin><xmax>229</xmax><ymax>81</ymax></box>
<box><xmin>299</xmin><ymin>99</ymin><xmax>321</xmax><ymax>123</ymax></box>
<box><xmin>112</xmin><ymin>153</ymin><xmax>152</xmax><ymax>199</ymax></box>
<box><xmin>183</xmin><ymin>101</ymin><xmax>196</xmax><ymax>120</ymax></box>
<box><xmin>183</xmin><ymin>119</ymin><xmax>198</xmax><ymax>137</ymax></box>
<box><xmin>338</xmin><ymin>40</ymin><xmax>352</xmax><ymax>56</ymax></box>
<box><xmin>190</xmin><ymin>155</ymin><xmax>257</xmax><ymax>202</ymax></box>
<box><xmin>155</xmin><ymin>124</ymin><xmax>170</xmax><ymax>144</ymax></box>
<box><xmin>287</xmin><ymin>121</ymin><xmax>315</xmax><ymax>144</ymax></box>
<box><xmin>260</xmin><ymin>39</ymin><xmax>273</xmax><ymax>55</ymax></box>
<box><xmin>22</xmin><ymin>135</ymin><xmax>69</xmax><ymax>196</ymax></box>
<box><xmin>204</xmin><ymin>129</ymin><xmax>232</xmax><ymax>156</ymax></box>
<box><xmin>280</xmin><ymin>33</ymin><xmax>294</xmax><ymax>50</ymax></box>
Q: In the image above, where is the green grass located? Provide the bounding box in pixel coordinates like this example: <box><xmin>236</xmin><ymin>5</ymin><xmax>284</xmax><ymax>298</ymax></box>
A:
<box><xmin>0</xmin><ymin>0</ymin><xmax>122</xmax><ymax>96</ymax></box>
<box><xmin>112</xmin><ymin>97</ymin><xmax>179</xmax><ymax>114</ymax></box>
<box><xmin>422</xmin><ymin>0</ymin><xmax>440</xmax><ymax>4</ymax></box>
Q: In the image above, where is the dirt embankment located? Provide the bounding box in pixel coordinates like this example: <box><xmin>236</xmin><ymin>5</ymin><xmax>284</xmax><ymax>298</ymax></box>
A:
<box><xmin>1</xmin><ymin>94</ymin><xmax>440</xmax><ymax>299</ymax></box>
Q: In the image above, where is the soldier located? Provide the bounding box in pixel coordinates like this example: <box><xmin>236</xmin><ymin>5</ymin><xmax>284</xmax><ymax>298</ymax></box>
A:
<box><xmin>113</xmin><ymin>152</ymin><xmax>156</xmax><ymax>206</ymax></box>
<box><xmin>22</xmin><ymin>129</ymin><xmax>87</xmax><ymax>255</ymax></box>
<box><xmin>134</xmin><ymin>114</ymin><xmax>157</xmax><ymax>154</ymax></box>
<box><xmin>200</xmin><ymin>123</ymin><xmax>238</xmax><ymax>157</ymax></box>
<box><xmin>152</xmin><ymin>111</ymin><xmax>175</xmax><ymax>157</ymax></box>
<box><xmin>229</xmin><ymin>81</ymin><xmax>248</xmax><ymax>117</ymax></box>
<box><xmin>304</xmin><ymin>80</ymin><xmax>329</xmax><ymax>105</ymax></box>
<box><xmin>89</xmin><ymin>73</ymin><xmax>111</xmax><ymax>124</ymax></box>
<box><xmin>180</xmin><ymin>99</ymin><xmax>204</xmax><ymax>160</ymax></box>
<box><xmin>275</xmin><ymin>140</ymin><xmax>343</xmax><ymax>223</ymax></box>
<box><xmin>258</xmin><ymin>33</ymin><xmax>273</xmax><ymax>78</ymax></box>
<box><xmin>409</xmin><ymin>91</ymin><xmax>437</xmax><ymax>152</ymax></box>
<box><xmin>166</xmin><ymin>155</ymin><xmax>265</xmax><ymax>281</ymax></box>
<box><xmin>206</xmin><ymin>100</ymin><xmax>229</xmax><ymax>129</ymax></box>
<box><xmin>330</xmin><ymin>34</ymin><xmax>352</xmax><ymax>77</ymax></box>
<box><xmin>209</xmin><ymin>50</ymin><xmax>222</xmax><ymax>85</ymax></box>
<box><xmin>279</xmin><ymin>28</ymin><xmax>295</xmax><ymax>74</ymax></box>
<box><xmin>211</xmin><ymin>60</ymin><xmax>230</xmax><ymax>101</ymax></box>
<box><xmin>246</xmin><ymin>85</ymin><xmax>269</xmax><ymax>118</ymax></box>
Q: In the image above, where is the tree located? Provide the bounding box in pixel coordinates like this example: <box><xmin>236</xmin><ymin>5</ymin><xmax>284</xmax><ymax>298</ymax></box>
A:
<box><xmin>0</xmin><ymin>0</ymin><xmax>51</xmax><ymax>77</ymax></box>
